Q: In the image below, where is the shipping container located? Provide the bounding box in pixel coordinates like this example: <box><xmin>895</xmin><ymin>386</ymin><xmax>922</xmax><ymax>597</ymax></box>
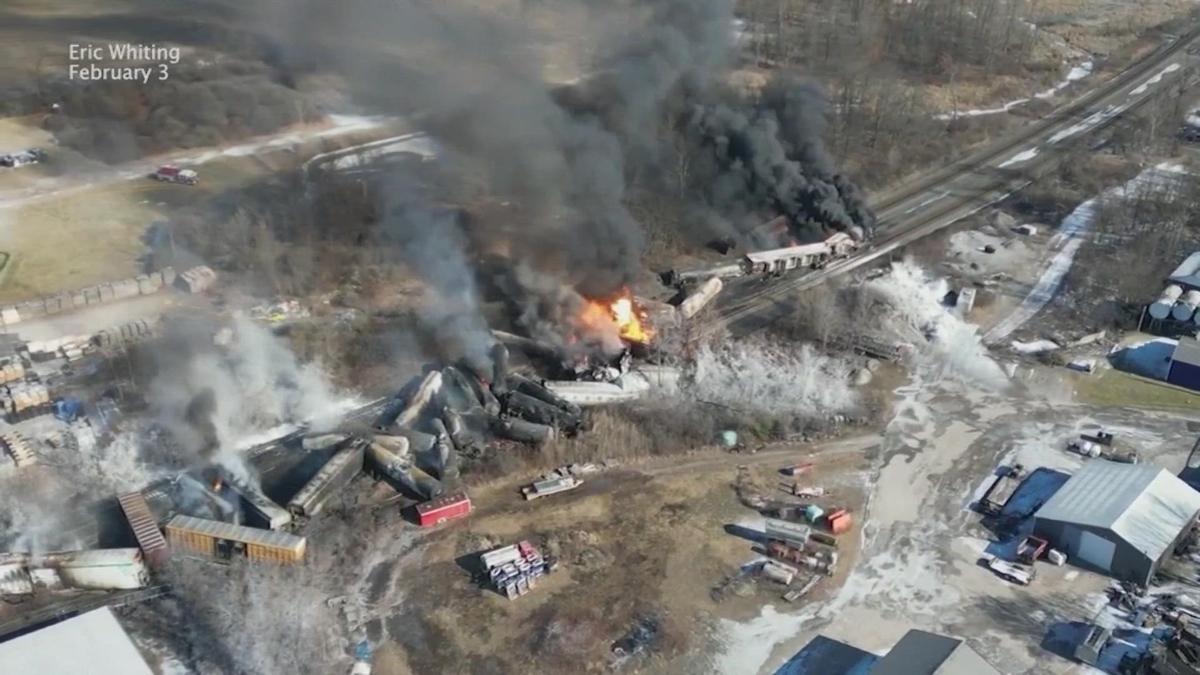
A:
<box><xmin>117</xmin><ymin>491</ymin><xmax>170</xmax><ymax>567</ymax></box>
<box><xmin>414</xmin><ymin>491</ymin><xmax>472</xmax><ymax>527</ymax></box>
<box><xmin>165</xmin><ymin>515</ymin><xmax>306</xmax><ymax>565</ymax></box>
<box><xmin>41</xmin><ymin>548</ymin><xmax>150</xmax><ymax>590</ymax></box>
<box><xmin>287</xmin><ymin>442</ymin><xmax>365</xmax><ymax>519</ymax></box>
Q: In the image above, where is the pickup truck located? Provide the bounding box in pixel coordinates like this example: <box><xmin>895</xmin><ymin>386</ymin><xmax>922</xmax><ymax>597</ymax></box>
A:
<box><xmin>985</xmin><ymin>556</ymin><xmax>1034</xmax><ymax>585</ymax></box>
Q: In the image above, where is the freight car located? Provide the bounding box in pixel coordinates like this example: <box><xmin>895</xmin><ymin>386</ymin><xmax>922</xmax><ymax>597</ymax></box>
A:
<box><xmin>230</xmin><ymin>483</ymin><xmax>292</xmax><ymax>531</ymax></box>
<box><xmin>117</xmin><ymin>491</ymin><xmax>170</xmax><ymax>568</ymax></box>
<box><xmin>287</xmin><ymin>440</ymin><xmax>366</xmax><ymax>519</ymax></box>
<box><xmin>40</xmin><ymin>548</ymin><xmax>151</xmax><ymax>590</ymax></box>
<box><xmin>662</xmin><ymin>232</ymin><xmax>859</xmax><ymax>287</ymax></box>
<box><xmin>165</xmin><ymin>515</ymin><xmax>306</xmax><ymax>564</ymax></box>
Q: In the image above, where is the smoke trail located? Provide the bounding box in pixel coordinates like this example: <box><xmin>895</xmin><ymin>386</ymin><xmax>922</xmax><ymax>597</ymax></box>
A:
<box><xmin>378</xmin><ymin>174</ymin><xmax>496</xmax><ymax>370</ymax></box>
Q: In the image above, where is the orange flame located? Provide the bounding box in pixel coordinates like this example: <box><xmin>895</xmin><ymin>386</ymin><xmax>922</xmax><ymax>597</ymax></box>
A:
<box><xmin>580</xmin><ymin>289</ymin><xmax>653</xmax><ymax>344</ymax></box>
<box><xmin>212</xmin><ymin>478</ymin><xmax>223</xmax><ymax>493</ymax></box>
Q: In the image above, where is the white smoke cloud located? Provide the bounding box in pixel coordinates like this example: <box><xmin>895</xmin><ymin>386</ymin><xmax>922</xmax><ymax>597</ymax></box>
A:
<box><xmin>149</xmin><ymin>315</ymin><xmax>353</xmax><ymax>483</ymax></box>
<box><xmin>691</xmin><ymin>339</ymin><xmax>859</xmax><ymax>418</ymax></box>
<box><xmin>868</xmin><ymin>260</ymin><xmax>1008</xmax><ymax>388</ymax></box>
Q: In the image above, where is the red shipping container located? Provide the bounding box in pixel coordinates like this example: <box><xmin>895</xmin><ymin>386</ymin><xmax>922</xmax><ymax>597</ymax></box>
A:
<box><xmin>415</xmin><ymin>491</ymin><xmax>472</xmax><ymax>526</ymax></box>
<box><xmin>827</xmin><ymin>510</ymin><xmax>853</xmax><ymax>535</ymax></box>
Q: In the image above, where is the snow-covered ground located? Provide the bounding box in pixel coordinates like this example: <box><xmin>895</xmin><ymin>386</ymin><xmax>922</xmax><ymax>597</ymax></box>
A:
<box><xmin>935</xmin><ymin>61</ymin><xmax>1093</xmax><ymax>121</ymax></box>
<box><xmin>984</xmin><ymin>163</ymin><xmax>1186</xmax><ymax>343</ymax></box>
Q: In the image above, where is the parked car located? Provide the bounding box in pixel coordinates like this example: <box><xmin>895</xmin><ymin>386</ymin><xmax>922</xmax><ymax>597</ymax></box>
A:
<box><xmin>0</xmin><ymin>148</ymin><xmax>46</xmax><ymax>168</ymax></box>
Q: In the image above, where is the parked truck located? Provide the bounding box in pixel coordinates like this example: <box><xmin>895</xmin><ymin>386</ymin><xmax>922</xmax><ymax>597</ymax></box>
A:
<box><xmin>978</xmin><ymin>464</ymin><xmax>1025</xmax><ymax>515</ymax></box>
<box><xmin>152</xmin><ymin>165</ymin><xmax>198</xmax><ymax>185</ymax></box>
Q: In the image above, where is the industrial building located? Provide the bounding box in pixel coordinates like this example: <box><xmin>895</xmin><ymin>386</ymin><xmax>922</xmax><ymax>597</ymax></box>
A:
<box><xmin>784</xmin><ymin>629</ymin><xmax>1000</xmax><ymax>674</ymax></box>
<box><xmin>871</xmin><ymin>630</ymin><xmax>1001</xmax><ymax>675</ymax></box>
<box><xmin>1168</xmin><ymin>337</ymin><xmax>1200</xmax><ymax>392</ymax></box>
<box><xmin>1033</xmin><ymin>461</ymin><xmax>1200</xmax><ymax>585</ymax></box>
<box><xmin>0</xmin><ymin>607</ymin><xmax>153</xmax><ymax>675</ymax></box>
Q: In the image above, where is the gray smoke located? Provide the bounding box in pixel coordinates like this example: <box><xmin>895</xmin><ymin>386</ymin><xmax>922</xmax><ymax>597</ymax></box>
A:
<box><xmin>146</xmin><ymin>315</ymin><xmax>347</xmax><ymax>483</ymax></box>
<box><xmin>378</xmin><ymin>173</ymin><xmax>496</xmax><ymax>371</ymax></box>
<box><xmin>245</xmin><ymin>0</ymin><xmax>872</xmax><ymax>325</ymax></box>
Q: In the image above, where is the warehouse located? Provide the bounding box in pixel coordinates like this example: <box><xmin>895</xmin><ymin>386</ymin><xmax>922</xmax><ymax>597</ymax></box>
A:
<box><xmin>1033</xmin><ymin>461</ymin><xmax>1200</xmax><ymax>585</ymax></box>
<box><xmin>0</xmin><ymin>607</ymin><xmax>153</xmax><ymax>674</ymax></box>
<box><xmin>871</xmin><ymin>629</ymin><xmax>1001</xmax><ymax>675</ymax></box>
<box><xmin>1167</xmin><ymin>337</ymin><xmax>1200</xmax><ymax>392</ymax></box>
<box><xmin>783</xmin><ymin>629</ymin><xmax>999</xmax><ymax>674</ymax></box>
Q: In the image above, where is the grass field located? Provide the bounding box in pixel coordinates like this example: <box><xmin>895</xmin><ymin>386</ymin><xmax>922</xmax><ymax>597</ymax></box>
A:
<box><xmin>1074</xmin><ymin>367</ymin><xmax>1200</xmax><ymax>410</ymax></box>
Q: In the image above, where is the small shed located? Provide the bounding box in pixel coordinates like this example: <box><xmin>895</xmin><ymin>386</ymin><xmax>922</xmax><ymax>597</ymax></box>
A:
<box><xmin>1168</xmin><ymin>337</ymin><xmax>1200</xmax><ymax>392</ymax></box>
<box><xmin>1034</xmin><ymin>461</ymin><xmax>1200</xmax><ymax>585</ymax></box>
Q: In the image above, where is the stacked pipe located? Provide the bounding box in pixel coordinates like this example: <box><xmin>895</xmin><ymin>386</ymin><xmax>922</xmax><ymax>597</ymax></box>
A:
<box><xmin>1150</xmin><ymin>285</ymin><xmax>1184</xmax><ymax>320</ymax></box>
<box><xmin>0</xmin><ymin>382</ymin><xmax>51</xmax><ymax>422</ymax></box>
<box><xmin>93</xmin><ymin>318</ymin><xmax>156</xmax><ymax>349</ymax></box>
<box><xmin>0</xmin><ymin>359</ymin><xmax>25</xmax><ymax>386</ymax></box>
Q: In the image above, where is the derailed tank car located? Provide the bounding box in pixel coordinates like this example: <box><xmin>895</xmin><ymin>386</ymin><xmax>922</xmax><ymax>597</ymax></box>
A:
<box><xmin>287</xmin><ymin>440</ymin><xmax>366</xmax><ymax>519</ymax></box>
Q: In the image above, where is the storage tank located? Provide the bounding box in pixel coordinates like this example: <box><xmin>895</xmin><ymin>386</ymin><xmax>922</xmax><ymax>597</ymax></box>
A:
<box><xmin>678</xmin><ymin>277</ymin><xmax>724</xmax><ymax>319</ymax></box>
<box><xmin>1173</xmin><ymin>290</ymin><xmax>1200</xmax><ymax>321</ymax></box>
<box><xmin>1151</xmin><ymin>284</ymin><xmax>1184</xmax><ymax>319</ymax></box>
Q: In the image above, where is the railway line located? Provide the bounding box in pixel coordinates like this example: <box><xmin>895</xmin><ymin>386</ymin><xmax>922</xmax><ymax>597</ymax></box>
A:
<box><xmin>713</xmin><ymin>25</ymin><xmax>1200</xmax><ymax>333</ymax></box>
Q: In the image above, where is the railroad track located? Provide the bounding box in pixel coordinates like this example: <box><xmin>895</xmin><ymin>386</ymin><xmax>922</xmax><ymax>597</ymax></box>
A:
<box><xmin>711</xmin><ymin>25</ymin><xmax>1200</xmax><ymax>332</ymax></box>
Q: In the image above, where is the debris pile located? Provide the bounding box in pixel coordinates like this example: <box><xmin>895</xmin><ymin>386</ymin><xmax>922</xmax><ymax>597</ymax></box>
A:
<box><xmin>480</xmin><ymin>540</ymin><xmax>556</xmax><ymax>599</ymax></box>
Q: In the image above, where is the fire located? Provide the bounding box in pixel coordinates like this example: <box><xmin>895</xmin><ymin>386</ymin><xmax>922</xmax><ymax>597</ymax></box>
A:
<box><xmin>610</xmin><ymin>296</ymin><xmax>652</xmax><ymax>344</ymax></box>
<box><xmin>580</xmin><ymin>290</ymin><xmax>653</xmax><ymax>344</ymax></box>
<box><xmin>211</xmin><ymin>477</ymin><xmax>223</xmax><ymax>493</ymax></box>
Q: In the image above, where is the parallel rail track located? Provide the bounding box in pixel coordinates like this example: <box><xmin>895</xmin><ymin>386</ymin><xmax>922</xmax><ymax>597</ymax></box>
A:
<box><xmin>712</xmin><ymin>26</ymin><xmax>1200</xmax><ymax>332</ymax></box>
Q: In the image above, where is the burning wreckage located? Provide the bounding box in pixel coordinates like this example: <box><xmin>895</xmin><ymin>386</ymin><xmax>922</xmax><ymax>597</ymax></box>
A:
<box><xmin>366</xmin><ymin>292</ymin><xmax>671</xmax><ymax>500</ymax></box>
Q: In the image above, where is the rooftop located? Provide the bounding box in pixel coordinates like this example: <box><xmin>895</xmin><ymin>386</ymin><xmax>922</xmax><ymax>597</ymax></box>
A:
<box><xmin>1035</xmin><ymin>461</ymin><xmax>1200</xmax><ymax>561</ymax></box>
<box><xmin>1173</xmin><ymin>337</ymin><xmax>1200</xmax><ymax>369</ymax></box>
<box><xmin>0</xmin><ymin>607</ymin><xmax>153</xmax><ymax>675</ymax></box>
<box><xmin>1170</xmin><ymin>252</ymin><xmax>1200</xmax><ymax>289</ymax></box>
<box><xmin>871</xmin><ymin>629</ymin><xmax>1001</xmax><ymax>675</ymax></box>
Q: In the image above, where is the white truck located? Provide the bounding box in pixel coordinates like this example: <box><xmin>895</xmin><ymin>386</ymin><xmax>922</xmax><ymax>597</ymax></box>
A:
<box><xmin>0</xmin><ymin>148</ymin><xmax>46</xmax><ymax>168</ymax></box>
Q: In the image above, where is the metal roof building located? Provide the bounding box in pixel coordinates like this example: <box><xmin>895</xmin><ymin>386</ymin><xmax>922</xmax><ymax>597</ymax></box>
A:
<box><xmin>871</xmin><ymin>630</ymin><xmax>1000</xmax><ymax>675</ymax></box>
<box><xmin>0</xmin><ymin>607</ymin><xmax>153</xmax><ymax>674</ymax></box>
<box><xmin>1170</xmin><ymin>252</ymin><xmax>1200</xmax><ymax>291</ymax></box>
<box><xmin>1034</xmin><ymin>461</ymin><xmax>1200</xmax><ymax>585</ymax></box>
<box><xmin>1168</xmin><ymin>337</ymin><xmax>1200</xmax><ymax>392</ymax></box>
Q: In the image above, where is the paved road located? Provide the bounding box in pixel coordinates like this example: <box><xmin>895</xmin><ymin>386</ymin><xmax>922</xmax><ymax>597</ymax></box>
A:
<box><xmin>711</xmin><ymin>27</ymin><xmax>1200</xmax><ymax>335</ymax></box>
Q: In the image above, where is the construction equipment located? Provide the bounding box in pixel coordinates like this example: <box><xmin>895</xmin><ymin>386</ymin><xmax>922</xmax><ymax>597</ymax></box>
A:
<box><xmin>1016</xmin><ymin>535</ymin><xmax>1049</xmax><ymax>565</ymax></box>
<box><xmin>979</xmin><ymin>464</ymin><xmax>1025</xmax><ymax>515</ymax></box>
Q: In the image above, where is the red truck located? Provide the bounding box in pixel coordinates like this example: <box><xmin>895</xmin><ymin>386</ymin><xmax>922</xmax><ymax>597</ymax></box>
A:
<box><xmin>152</xmin><ymin>165</ymin><xmax>198</xmax><ymax>185</ymax></box>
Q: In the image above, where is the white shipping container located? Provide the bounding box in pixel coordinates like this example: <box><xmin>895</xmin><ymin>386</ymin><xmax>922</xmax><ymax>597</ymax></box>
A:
<box><xmin>481</xmin><ymin>545</ymin><xmax>521</xmax><ymax>571</ymax></box>
<box><xmin>46</xmin><ymin>548</ymin><xmax>150</xmax><ymax>590</ymax></box>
